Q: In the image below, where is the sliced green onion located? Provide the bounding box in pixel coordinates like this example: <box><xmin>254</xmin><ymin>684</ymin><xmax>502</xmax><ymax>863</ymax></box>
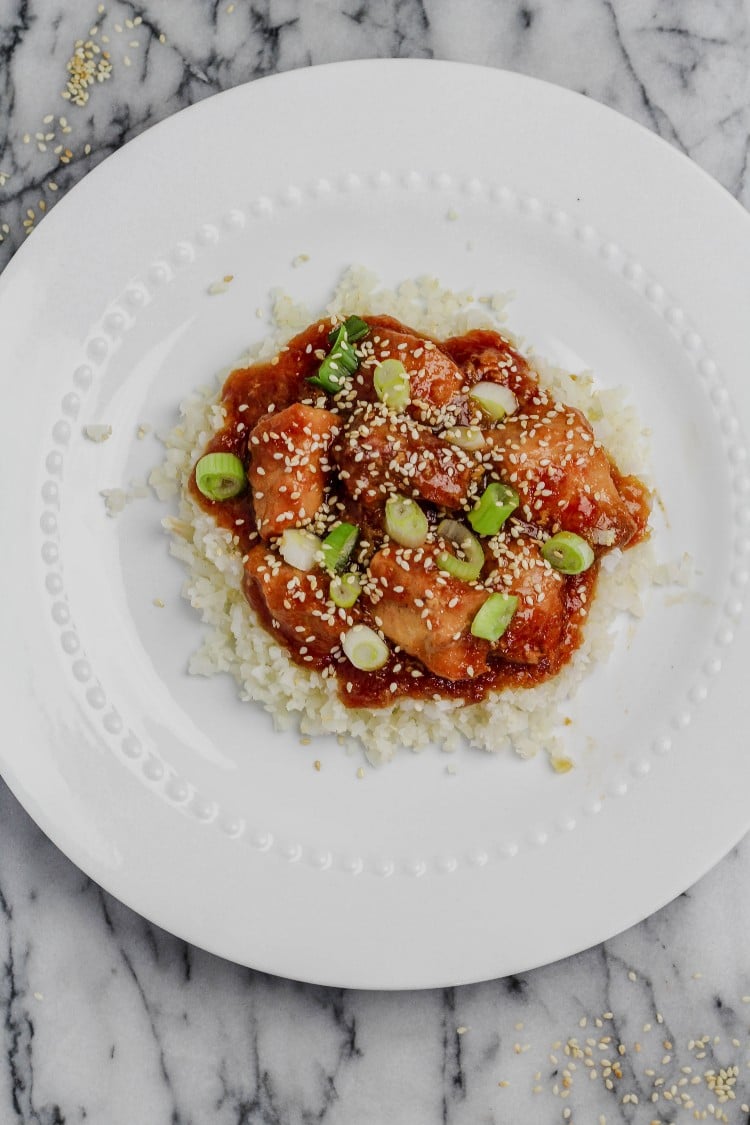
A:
<box><xmin>441</xmin><ymin>425</ymin><xmax>486</xmax><ymax>451</ymax></box>
<box><xmin>436</xmin><ymin>519</ymin><xmax>485</xmax><ymax>583</ymax></box>
<box><xmin>308</xmin><ymin>334</ymin><xmax>357</xmax><ymax>392</ymax></box>
<box><xmin>384</xmin><ymin>495</ymin><xmax>428</xmax><ymax>548</ymax></box>
<box><xmin>195</xmin><ymin>452</ymin><xmax>246</xmax><ymax>501</ymax></box>
<box><xmin>279</xmin><ymin>528</ymin><xmax>323</xmax><ymax>571</ymax></box>
<box><xmin>322</xmin><ymin>522</ymin><xmax>359</xmax><ymax>573</ymax></box>
<box><xmin>468</xmin><ymin>482</ymin><xmax>520</xmax><ymax>536</ymax></box>
<box><xmin>541</xmin><ymin>531</ymin><xmax>595</xmax><ymax>575</ymax></box>
<box><xmin>328</xmin><ymin>329</ymin><xmax>360</xmax><ymax>374</ymax></box>
<box><xmin>471</xmin><ymin>593</ymin><xmax>519</xmax><ymax>641</ymax></box>
<box><xmin>373</xmin><ymin>358</ymin><xmax>411</xmax><ymax>411</ymax></box>
<box><xmin>308</xmin><ymin>321</ymin><xmax>363</xmax><ymax>394</ymax></box>
<box><xmin>328</xmin><ymin>315</ymin><xmax>370</xmax><ymax>346</ymax></box>
<box><xmin>469</xmin><ymin>381</ymin><xmax>518</xmax><ymax>421</ymax></box>
<box><xmin>342</xmin><ymin>624</ymin><xmax>389</xmax><ymax>671</ymax></box>
<box><xmin>329</xmin><ymin>572</ymin><xmax>362</xmax><ymax>609</ymax></box>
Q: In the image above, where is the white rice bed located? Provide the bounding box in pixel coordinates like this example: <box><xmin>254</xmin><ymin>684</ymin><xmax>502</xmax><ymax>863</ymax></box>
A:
<box><xmin>151</xmin><ymin>267</ymin><xmax>667</xmax><ymax>766</ymax></box>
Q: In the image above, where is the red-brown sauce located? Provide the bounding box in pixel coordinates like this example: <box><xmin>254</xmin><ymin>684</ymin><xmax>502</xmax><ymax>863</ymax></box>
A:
<box><xmin>242</xmin><ymin>561</ymin><xmax>598</xmax><ymax>708</ymax></box>
<box><xmin>190</xmin><ymin>316</ymin><xmax>650</xmax><ymax>709</ymax></box>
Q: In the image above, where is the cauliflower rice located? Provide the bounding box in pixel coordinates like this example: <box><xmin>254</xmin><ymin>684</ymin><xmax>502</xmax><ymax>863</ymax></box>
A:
<box><xmin>151</xmin><ymin>267</ymin><xmax>662</xmax><ymax>766</ymax></box>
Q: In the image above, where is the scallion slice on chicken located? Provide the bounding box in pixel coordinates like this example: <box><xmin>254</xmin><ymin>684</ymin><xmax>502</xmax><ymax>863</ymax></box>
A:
<box><xmin>342</xmin><ymin>625</ymin><xmax>389</xmax><ymax>671</ymax></box>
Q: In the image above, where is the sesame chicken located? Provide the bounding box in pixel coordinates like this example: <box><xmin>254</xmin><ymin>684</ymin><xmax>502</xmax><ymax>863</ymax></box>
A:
<box><xmin>443</xmin><ymin>328</ymin><xmax>544</xmax><ymax>410</ymax></box>
<box><xmin>249</xmin><ymin>403</ymin><xmax>339</xmax><ymax>540</ymax></box>
<box><xmin>333</xmin><ymin>402</ymin><xmax>481</xmax><ymax>510</ymax></box>
<box><xmin>488</xmin><ymin>534</ymin><xmax>566</xmax><ymax>665</ymax></box>
<box><xmin>220</xmin><ymin>322</ymin><xmax>333</xmax><ymax>430</ymax></box>
<box><xmin>191</xmin><ymin>312</ymin><xmax>650</xmax><ymax>709</ymax></box>
<box><xmin>484</xmin><ymin>403</ymin><xmax>639</xmax><ymax>549</ymax></box>
<box><xmin>355</xmin><ymin>315</ymin><xmax>466</xmax><ymax>410</ymax></box>
<box><xmin>368</xmin><ymin>545</ymin><xmax>492</xmax><ymax>680</ymax></box>
<box><xmin>243</xmin><ymin>545</ymin><xmax>354</xmax><ymax>656</ymax></box>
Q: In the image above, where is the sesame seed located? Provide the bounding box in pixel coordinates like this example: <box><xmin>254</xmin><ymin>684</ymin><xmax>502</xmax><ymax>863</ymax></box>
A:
<box><xmin>63</xmin><ymin>37</ymin><xmax>112</xmax><ymax>104</ymax></box>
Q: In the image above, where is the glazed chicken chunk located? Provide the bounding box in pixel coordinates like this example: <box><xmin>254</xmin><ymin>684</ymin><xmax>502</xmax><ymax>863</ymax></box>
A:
<box><xmin>243</xmin><ymin>546</ymin><xmax>354</xmax><ymax>656</ymax></box>
<box><xmin>334</xmin><ymin>403</ymin><xmax>481</xmax><ymax>510</ymax></box>
<box><xmin>485</xmin><ymin>401</ymin><xmax>638</xmax><ymax>549</ymax></box>
<box><xmin>353</xmin><ymin>316</ymin><xmax>466</xmax><ymax>412</ymax></box>
<box><xmin>443</xmin><ymin>328</ymin><xmax>545</xmax><ymax>411</ymax></box>
<box><xmin>488</xmin><ymin>534</ymin><xmax>566</xmax><ymax>665</ymax></box>
<box><xmin>222</xmin><ymin>325</ymin><xmax>331</xmax><ymax>430</ymax></box>
<box><xmin>249</xmin><ymin>403</ymin><xmax>340</xmax><ymax>540</ymax></box>
<box><xmin>367</xmin><ymin>545</ymin><xmax>492</xmax><ymax>680</ymax></box>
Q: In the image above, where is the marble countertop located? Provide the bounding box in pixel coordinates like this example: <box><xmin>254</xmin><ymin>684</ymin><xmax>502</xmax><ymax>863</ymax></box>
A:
<box><xmin>2</xmin><ymin>2</ymin><xmax>750</xmax><ymax>1122</ymax></box>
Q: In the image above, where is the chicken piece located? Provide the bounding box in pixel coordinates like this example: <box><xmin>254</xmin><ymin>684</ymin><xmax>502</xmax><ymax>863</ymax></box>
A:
<box><xmin>442</xmin><ymin>329</ymin><xmax>545</xmax><ymax>411</ymax></box>
<box><xmin>485</xmin><ymin>401</ymin><xmax>637</xmax><ymax>549</ymax></box>
<box><xmin>334</xmin><ymin>403</ymin><xmax>481</xmax><ymax>510</ymax></box>
<box><xmin>221</xmin><ymin>321</ymin><xmax>332</xmax><ymax>431</ymax></box>
<box><xmin>487</xmin><ymin>534</ymin><xmax>566</xmax><ymax>665</ymax></box>
<box><xmin>367</xmin><ymin>545</ymin><xmax>491</xmax><ymax>680</ymax></box>
<box><xmin>350</xmin><ymin>317</ymin><xmax>463</xmax><ymax>414</ymax></box>
<box><xmin>249</xmin><ymin>403</ymin><xmax>340</xmax><ymax>540</ymax></box>
<box><xmin>243</xmin><ymin>545</ymin><xmax>351</xmax><ymax>657</ymax></box>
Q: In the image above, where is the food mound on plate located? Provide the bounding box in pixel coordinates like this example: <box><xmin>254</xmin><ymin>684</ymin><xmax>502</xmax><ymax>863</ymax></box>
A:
<box><xmin>187</xmin><ymin>312</ymin><xmax>650</xmax><ymax>711</ymax></box>
<box><xmin>153</xmin><ymin>271</ymin><xmax>657</xmax><ymax>764</ymax></box>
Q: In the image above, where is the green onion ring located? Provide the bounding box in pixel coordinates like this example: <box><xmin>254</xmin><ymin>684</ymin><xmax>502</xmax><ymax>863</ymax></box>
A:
<box><xmin>194</xmin><ymin>452</ymin><xmax>246</xmax><ymax>501</ymax></box>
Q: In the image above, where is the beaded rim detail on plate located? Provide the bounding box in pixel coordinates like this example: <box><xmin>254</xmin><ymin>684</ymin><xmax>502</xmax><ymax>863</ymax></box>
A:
<box><xmin>38</xmin><ymin>173</ymin><xmax>749</xmax><ymax>877</ymax></box>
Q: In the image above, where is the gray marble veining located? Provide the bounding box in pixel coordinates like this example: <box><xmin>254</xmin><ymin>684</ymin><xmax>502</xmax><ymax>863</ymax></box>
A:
<box><xmin>2</xmin><ymin>0</ymin><xmax>750</xmax><ymax>273</ymax></box>
<box><xmin>2</xmin><ymin>1</ymin><xmax>750</xmax><ymax>1122</ymax></box>
<box><xmin>2</xmin><ymin>779</ymin><xmax>750</xmax><ymax>1123</ymax></box>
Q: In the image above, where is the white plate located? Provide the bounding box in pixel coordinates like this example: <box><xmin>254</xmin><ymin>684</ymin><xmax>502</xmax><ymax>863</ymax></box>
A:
<box><xmin>1</xmin><ymin>61</ymin><xmax>748</xmax><ymax>989</ymax></box>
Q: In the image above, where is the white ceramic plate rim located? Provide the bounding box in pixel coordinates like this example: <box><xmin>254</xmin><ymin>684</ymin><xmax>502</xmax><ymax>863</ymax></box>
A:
<box><xmin>1</xmin><ymin>61</ymin><xmax>749</xmax><ymax>989</ymax></box>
